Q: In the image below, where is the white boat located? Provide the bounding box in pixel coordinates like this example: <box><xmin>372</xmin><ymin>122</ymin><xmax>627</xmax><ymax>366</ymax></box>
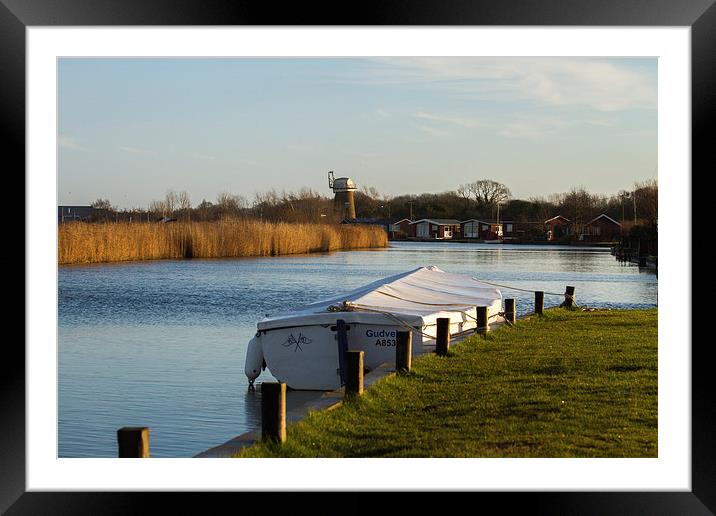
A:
<box><xmin>244</xmin><ymin>266</ymin><xmax>503</xmax><ymax>390</ymax></box>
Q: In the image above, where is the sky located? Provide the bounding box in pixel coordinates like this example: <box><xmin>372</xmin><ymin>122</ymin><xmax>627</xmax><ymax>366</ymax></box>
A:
<box><xmin>58</xmin><ymin>57</ymin><xmax>657</xmax><ymax>209</ymax></box>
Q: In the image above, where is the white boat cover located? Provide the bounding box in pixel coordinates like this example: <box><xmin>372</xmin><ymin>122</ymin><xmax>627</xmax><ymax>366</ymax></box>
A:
<box><xmin>257</xmin><ymin>266</ymin><xmax>502</xmax><ymax>331</ymax></box>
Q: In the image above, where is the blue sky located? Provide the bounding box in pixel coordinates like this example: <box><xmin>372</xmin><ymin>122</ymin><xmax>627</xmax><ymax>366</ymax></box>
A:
<box><xmin>58</xmin><ymin>57</ymin><xmax>657</xmax><ymax>209</ymax></box>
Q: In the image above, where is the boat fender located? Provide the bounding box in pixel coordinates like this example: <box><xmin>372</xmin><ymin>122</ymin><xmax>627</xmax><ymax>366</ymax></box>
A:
<box><xmin>245</xmin><ymin>336</ymin><xmax>264</xmax><ymax>384</ymax></box>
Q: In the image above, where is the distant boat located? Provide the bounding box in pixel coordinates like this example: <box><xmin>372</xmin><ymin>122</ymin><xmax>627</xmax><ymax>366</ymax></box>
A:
<box><xmin>244</xmin><ymin>266</ymin><xmax>503</xmax><ymax>390</ymax></box>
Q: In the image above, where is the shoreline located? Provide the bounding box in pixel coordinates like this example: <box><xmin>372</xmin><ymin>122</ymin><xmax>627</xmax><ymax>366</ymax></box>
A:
<box><xmin>392</xmin><ymin>238</ymin><xmax>619</xmax><ymax>247</ymax></box>
<box><xmin>231</xmin><ymin>308</ymin><xmax>657</xmax><ymax>458</ymax></box>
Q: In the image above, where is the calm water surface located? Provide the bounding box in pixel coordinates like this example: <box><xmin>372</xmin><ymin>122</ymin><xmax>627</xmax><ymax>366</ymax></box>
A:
<box><xmin>58</xmin><ymin>241</ymin><xmax>657</xmax><ymax>457</ymax></box>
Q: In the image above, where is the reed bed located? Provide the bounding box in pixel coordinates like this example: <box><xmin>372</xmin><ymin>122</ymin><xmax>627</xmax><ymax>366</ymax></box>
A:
<box><xmin>58</xmin><ymin>219</ymin><xmax>388</xmax><ymax>265</ymax></box>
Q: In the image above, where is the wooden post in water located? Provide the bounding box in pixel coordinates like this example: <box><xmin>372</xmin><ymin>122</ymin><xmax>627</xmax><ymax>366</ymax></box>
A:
<box><xmin>476</xmin><ymin>306</ymin><xmax>489</xmax><ymax>336</ymax></box>
<box><xmin>436</xmin><ymin>318</ymin><xmax>450</xmax><ymax>356</ymax></box>
<box><xmin>261</xmin><ymin>382</ymin><xmax>286</xmax><ymax>443</ymax></box>
<box><xmin>396</xmin><ymin>330</ymin><xmax>412</xmax><ymax>373</ymax></box>
<box><xmin>535</xmin><ymin>291</ymin><xmax>544</xmax><ymax>315</ymax></box>
<box><xmin>345</xmin><ymin>350</ymin><xmax>364</xmax><ymax>396</ymax></box>
<box><xmin>505</xmin><ymin>298</ymin><xmax>516</xmax><ymax>325</ymax></box>
<box><xmin>117</xmin><ymin>427</ymin><xmax>150</xmax><ymax>458</ymax></box>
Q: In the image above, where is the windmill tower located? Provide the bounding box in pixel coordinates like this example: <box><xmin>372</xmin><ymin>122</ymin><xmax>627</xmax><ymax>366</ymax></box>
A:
<box><xmin>328</xmin><ymin>171</ymin><xmax>357</xmax><ymax>220</ymax></box>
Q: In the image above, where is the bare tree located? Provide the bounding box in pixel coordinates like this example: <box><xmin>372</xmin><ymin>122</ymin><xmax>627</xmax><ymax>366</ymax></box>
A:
<box><xmin>196</xmin><ymin>199</ymin><xmax>214</xmax><ymax>220</ymax></box>
<box><xmin>528</xmin><ymin>196</ymin><xmax>558</xmax><ymax>223</ymax></box>
<box><xmin>557</xmin><ymin>187</ymin><xmax>607</xmax><ymax>235</ymax></box>
<box><xmin>164</xmin><ymin>190</ymin><xmax>178</xmax><ymax>217</ymax></box>
<box><xmin>177</xmin><ymin>191</ymin><xmax>191</xmax><ymax>210</ymax></box>
<box><xmin>177</xmin><ymin>191</ymin><xmax>192</xmax><ymax>220</ymax></box>
<box><xmin>89</xmin><ymin>198</ymin><xmax>114</xmax><ymax>222</ymax></box>
<box><xmin>361</xmin><ymin>185</ymin><xmax>381</xmax><ymax>199</ymax></box>
<box><xmin>216</xmin><ymin>191</ymin><xmax>248</xmax><ymax>219</ymax></box>
<box><xmin>91</xmin><ymin>198</ymin><xmax>113</xmax><ymax>210</ymax></box>
<box><xmin>633</xmin><ymin>179</ymin><xmax>657</xmax><ymax>226</ymax></box>
<box><xmin>467</xmin><ymin>179</ymin><xmax>512</xmax><ymax>206</ymax></box>
<box><xmin>148</xmin><ymin>199</ymin><xmax>166</xmax><ymax>219</ymax></box>
<box><xmin>457</xmin><ymin>184</ymin><xmax>472</xmax><ymax>209</ymax></box>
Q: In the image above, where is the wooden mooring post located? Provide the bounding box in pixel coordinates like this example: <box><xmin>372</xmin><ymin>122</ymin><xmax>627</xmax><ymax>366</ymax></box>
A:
<box><xmin>335</xmin><ymin>319</ymin><xmax>349</xmax><ymax>387</ymax></box>
<box><xmin>561</xmin><ymin>286</ymin><xmax>576</xmax><ymax>308</ymax></box>
<box><xmin>535</xmin><ymin>291</ymin><xmax>544</xmax><ymax>315</ymax></box>
<box><xmin>261</xmin><ymin>382</ymin><xmax>286</xmax><ymax>443</ymax></box>
<box><xmin>476</xmin><ymin>306</ymin><xmax>489</xmax><ymax>336</ymax></box>
<box><xmin>436</xmin><ymin>317</ymin><xmax>450</xmax><ymax>356</ymax></box>
<box><xmin>505</xmin><ymin>299</ymin><xmax>516</xmax><ymax>325</ymax></box>
<box><xmin>117</xmin><ymin>427</ymin><xmax>150</xmax><ymax>458</ymax></box>
<box><xmin>345</xmin><ymin>350</ymin><xmax>364</xmax><ymax>396</ymax></box>
<box><xmin>395</xmin><ymin>330</ymin><xmax>412</xmax><ymax>373</ymax></box>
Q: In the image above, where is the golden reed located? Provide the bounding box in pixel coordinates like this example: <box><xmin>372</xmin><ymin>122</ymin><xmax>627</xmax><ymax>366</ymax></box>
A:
<box><xmin>58</xmin><ymin>219</ymin><xmax>388</xmax><ymax>265</ymax></box>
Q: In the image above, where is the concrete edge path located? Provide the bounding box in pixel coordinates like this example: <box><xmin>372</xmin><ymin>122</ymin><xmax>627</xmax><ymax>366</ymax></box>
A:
<box><xmin>194</xmin><ymin>319</ymin><xmax>506</xmax><ymax>458</ymax></box>
<box><xmin>194</xmin><ymin>361</ymin><xmax>397</xmax><ymax>458</ymax></box>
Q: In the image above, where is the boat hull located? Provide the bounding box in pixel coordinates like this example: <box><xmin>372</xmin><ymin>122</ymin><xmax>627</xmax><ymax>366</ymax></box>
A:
<box><xmin>260</xmin><ymin>323</ymin><xmax>418</xmax><ymax>390</ymax></box>
<box><xmin>257</xmin><ymin>308</ymin><xmax>494</xmax><ymax>390</ymax></box>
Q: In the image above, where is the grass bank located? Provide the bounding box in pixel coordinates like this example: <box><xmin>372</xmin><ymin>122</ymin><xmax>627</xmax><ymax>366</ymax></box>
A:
<box><xmin>238</xmin><ymin>308</ymin><xmax>657</xmax><ymax>458</ymax></box>
<box><xmin>58</xmin><ymin>219</ymin><xmax>388</xmax><ymax>265</ymax></box>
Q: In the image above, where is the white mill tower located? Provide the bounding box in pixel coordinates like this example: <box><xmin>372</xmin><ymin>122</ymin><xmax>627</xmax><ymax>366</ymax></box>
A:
<box><xmin>328</xmin><ymin>171</ymin><xmax>357</xmax><ymax>220</ymax></box>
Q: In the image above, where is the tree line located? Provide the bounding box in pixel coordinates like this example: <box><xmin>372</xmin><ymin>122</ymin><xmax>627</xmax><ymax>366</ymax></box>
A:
<box><xmin>87</xmin><ymin>179</ymin><xmax>658</xmax><ymax>233</ymax></box>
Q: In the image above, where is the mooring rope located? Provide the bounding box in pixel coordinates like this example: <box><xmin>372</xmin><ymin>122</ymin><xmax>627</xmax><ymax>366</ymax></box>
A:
<box><xmin>374</xmin><ymin>289</ymin><xmax>496</xmax><ymax>308</ymax></box>
<box><xmin>470</xmin><ymin>277</ymin><xmax>580</xmax><ymax>310</ymax></box>
<box><xmin>470</xmin><ymin>277</ymin><xmax>566</xmax><ymax>297</ymax></box>
<box><xmin>333</xmin><ymin>302</ymin><xmax>436</xmax><ymax>340</ymax></box>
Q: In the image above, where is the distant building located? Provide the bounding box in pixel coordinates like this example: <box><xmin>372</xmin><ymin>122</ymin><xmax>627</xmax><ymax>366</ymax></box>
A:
<box><xmin>501</xmin><ymin>221</ymin><xmax>546</xmax><ymax>241</ymax></box>
<box><xmin>545</xmin><ymin>214</ymin><xmax>621</xmax><ymax>242</ymax></box>
<box><xmin>410</xmin><ymin>219</ymin><xmax>462</xmax><ymax>240</ymax></box>
<box><xmin>461</xmin><ymin>219</ymin><xmax>502</xmax><ymax>240</ymax></box>
<box><xmin>58</xmin><ymin>205</ymin><xmax>93</xmax><ymax>223</ymax></box>
<box><xmin>545</xmin><ymin>215</ymin><xmax>571</xmax><ymax>241</ymax></box>
<box><xmin>390</xmin><ymin>218</ymin><xmax>413</xmax><ymax>239</ymax></box>
<box><xmin>582</xmin><ymin>214</ymin><xmax>622</xmax><ymax>241</ymax></box>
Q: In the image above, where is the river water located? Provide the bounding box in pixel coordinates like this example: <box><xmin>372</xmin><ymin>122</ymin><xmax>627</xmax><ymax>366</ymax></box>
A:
<box><xmin>58</xmin><ymin>241</ymin><xmax>657</xmax><ymax>457</ymax></box>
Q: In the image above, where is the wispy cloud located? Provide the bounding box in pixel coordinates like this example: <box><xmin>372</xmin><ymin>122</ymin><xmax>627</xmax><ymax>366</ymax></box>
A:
<box><xmin>585</xmin><ymin>117</ymin><xmax>618</xmax><ymax>127</ymax></box>
<box><xmin>374</xmin><ymin>108</ymin><xmax>390</xmax><ymax>118</ymax></box>
<box><xmin>339</xmin><ymin>57</ymin><xmax>656</xmax><ymax>112</ymax></box>
<box><xmin>119</xmin><ymin>145</ymin><xmax>153</xmax><ymax>155</ymax></box>
<box><xmin>238</xmin><ymin>159</ymin><xmax>257</xmax><ymax>165</ymax></box>
<box><xmin>189</xmin><ymin>153</ymin><xmax>216</xmax><ymax>161</ymax></box>
<box><xmin>414</xmin><ymin>111</ymin><xmax>481</xmax><ymax>128</ymax></box>
<box><xmin>418</xmin><ymin>125</ymin><xmax>449</xmax><ymax>138</ymax></box>
<box><xmin>58</xmin><ymin>135</ymin><xmax>85</xmax><ymax>150</ymax></box>
<box><xmin>497</xmin><ymin>116</ymin><xmax>574</xmax><ymax>140</ymax></box>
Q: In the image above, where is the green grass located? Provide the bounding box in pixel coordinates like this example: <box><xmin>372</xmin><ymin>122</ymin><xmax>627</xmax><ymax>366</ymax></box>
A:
<box><xmin>237</xmin><ymin>308</ymin><xmax>657</xmax><ymax>458</ymax></box>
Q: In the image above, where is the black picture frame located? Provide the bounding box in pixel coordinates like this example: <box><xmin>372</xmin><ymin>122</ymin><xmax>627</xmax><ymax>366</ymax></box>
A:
<box><xmin>5</xmin><ymin>0</ymin><xmax>709</xmax><ymax>513</ymax></box>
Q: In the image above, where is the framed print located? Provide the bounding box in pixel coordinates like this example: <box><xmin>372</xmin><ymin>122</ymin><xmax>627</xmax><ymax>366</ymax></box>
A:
<box><xmin>6</xmin><ymin>0</ymin><xmax>711</xmax><ymax>513</ymax></box>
